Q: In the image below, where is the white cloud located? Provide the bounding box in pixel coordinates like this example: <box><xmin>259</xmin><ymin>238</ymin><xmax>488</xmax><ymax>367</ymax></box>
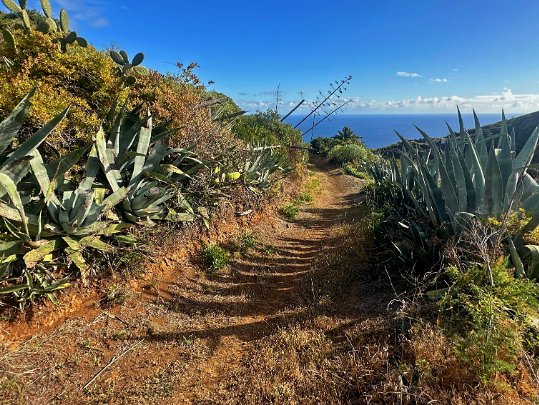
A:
<box><xmin>236</xmin><ymin>88</ymin><xmax>539</xmax><ymax>114</ymax></box>
<box><xmin>339</xmin><ymin>88</ymin><xmax>539</xmax><ymax>113</ymax></box>
<box><xmin>396</xmin><ymin>71</ymin><xmax>423</xmax><ymax>78</ymax></box>
<box><xmin>430</xmin><ymin>78</ymin><xmax>448</xmax><ymax>83</ymax></box>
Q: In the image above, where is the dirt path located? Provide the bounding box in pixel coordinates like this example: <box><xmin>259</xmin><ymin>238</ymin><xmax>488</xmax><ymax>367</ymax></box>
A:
<box><xmin>0</xmin><ymin>162</ymin><xmax>363</xmax><ymax>404</ymax></box>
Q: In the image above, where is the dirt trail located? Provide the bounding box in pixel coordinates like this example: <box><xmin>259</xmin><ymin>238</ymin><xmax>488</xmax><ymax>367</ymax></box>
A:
<box><xmin>0</xmin><ymin>161</ymin><xmax>363</xmax><ymax>404</ymax></box>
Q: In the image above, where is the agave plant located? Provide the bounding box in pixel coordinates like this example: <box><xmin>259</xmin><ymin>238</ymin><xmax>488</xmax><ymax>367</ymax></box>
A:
<box><xmin>373</xmin><ymin>109</ymin><xmax>539</xmax><ymax>233</ymax></box>
<box><xmin>243</xmin><ymin>145</ymin><xmax>288</xmax><ymax>189</ymax></box>
<box><xmin>96</xmin><ymin>104</ymin><xmax>203</xmax><ymax>223</ymax></box>
<box><xmin>0</xmin><ymin>88</ymin><xmax>68</xmax><ymax>194</ymax></box>
<box><xmin>370</xmin><ymin>109</ymin><xmax>539</xmax><ymax>278</ymax></box>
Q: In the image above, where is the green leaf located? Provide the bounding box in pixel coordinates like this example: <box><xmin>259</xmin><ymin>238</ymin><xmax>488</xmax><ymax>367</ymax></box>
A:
<box><xmin>40</xmin><ymin>0</ymin><xmax>51</xmax><ymax>17</ymax></box>
<box><xmin>109</xmin><ymin>50</ymin><xmax>125</xmax><ymax>65</ymax></box>
<box><xmin>514</xmin><ymin>126</ymin><xmax>539</xmax><ymax>172</ymax></box>
<box><xmin>498</xmin><ymin>130</ymin><xmax>513</xmax><ymax>194</ymax></box>
<box><xmin>79</xmin><ymin>235</ymin><xmax>113</xmax><ymax>252</ymax></box>
<box><xmin>76</xmin><ymin>37</ymin><xmax>88</xmax><ymax>47</ymax></box>
<box><xmin>485</xmin><ymin>146</ymin><xmax>503</xmax><ymax>216</ymax></box>
<box><xmin>23</xmin><ymin>238</ymin><xmax>63</xmax><ymax>268</ymax></box>
<box><xmin>131</xmin><ymin>53</ymin><xmax>144</xmax><ymax>66</ymax></box>
<box><xmin>128</xmin><ymin>117</ymin><xmax>152</xmax><ymax>188</ymax></box>
<box><xmin>1</xmin><ymin>28</ymin><xmax>17</xmax><ymax>53</ymax></box>
<box><xmin>60</xmin><ymin>8</ymin><xmax>69</xmax><ymax>32</ymax></box>
<box><xmin>1</xmin><ymin>0</ymin><xmax>21</xmax><ymax>13</ymax></box>
<box><xmin>2</xmin><ymin>106</ymin><xmax>69</xmax><ymax>169</ymax></box>
<box><xmin>0</xmin><ymin>240</ymin><xmax>23</xmax><ymax>257</ymax></box>
<box><xmin>0</xmin><ymin>87</ymin><xmax>36</xmax><ymax>154</ymax></box>
<box><xmin>20</xmin><ymin>9</ymin><xmax>30</xmax><ymax>30</ymax></box>
<box><xmin>119</xmin><ymin>50</ymin><xmax>129</xmax><ymax>63</ymax></box>
<box><xmin>0</xmin><ymin>284</ymin><xmax>29</xmax><ymax>294</ymax></box>
<box><xmin>0</xmin><ymin>173</ymin><xmax>29</xmax><ymax>238</ymax></box>
<box><xmin>95</xmin><ymin>127</ymin><xmax>121</xmax><ymax>191</ymax></box>
<box><xmin>518</xmin><ymin>244</ymin><xmax>539</xmax><ymax>279</ymax></box>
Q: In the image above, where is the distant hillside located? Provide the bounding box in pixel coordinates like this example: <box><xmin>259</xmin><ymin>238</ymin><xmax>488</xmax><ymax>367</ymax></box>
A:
<box><xmin>377</xmin><ymin>110</ymin><xmax>539</xmax><ymax>161</ymax></box>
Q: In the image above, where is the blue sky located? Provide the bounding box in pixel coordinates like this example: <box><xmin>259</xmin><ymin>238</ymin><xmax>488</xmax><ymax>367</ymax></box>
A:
<box><xmin>18</xmin><ymin>0</ymin><xmax>539</xmax><ymax>114</ymax></box>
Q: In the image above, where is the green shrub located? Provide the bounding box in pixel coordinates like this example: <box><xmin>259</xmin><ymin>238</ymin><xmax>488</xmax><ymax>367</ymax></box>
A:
<box><xmin>437</xmin><ymin>260</ymin><xmax>539</xmax><ymax>380</ymax></box>
<box><xmin>310</xmin><ymin>136</ymin><xmax>340</xmax><ymax>155</ymax></box>
<box><xmin>344</xmin><ymin>164</ymin><xmax>371</xmax><ymax>179</ymax></box>
<box><xmin>280</xmin><ymin>202</ymin><xmax>301</xmax><ymax>220</ymax></box>
<box><xmin>237</xmin><ymin>232</ymin><xmax>260</xmax><ymax>254</ymax></box>
<box><xmin>298</xmin><ymin>192</ymin><xmax>313</xmax><ymax>203</ymax></box>
<box><xmin>202</xmin><ymin>244</ymin><xmax>229</xmax><ymax>271</ymax></box>
<box><xmin>233</xmin><ymin>110</ymin><xmax>302</xmax><ymax>148</ymax></box>
<box><xmin>328</xmin><ymin>143</ymin><xmax>370</xmax><ymax>164</ymax></box>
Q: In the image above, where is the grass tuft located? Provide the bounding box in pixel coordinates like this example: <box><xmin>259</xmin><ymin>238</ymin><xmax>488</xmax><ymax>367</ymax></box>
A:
<box><xmin>202</xmin><ymin>243</ymin><xmax>229</xmax><ymax>272</ymax></box>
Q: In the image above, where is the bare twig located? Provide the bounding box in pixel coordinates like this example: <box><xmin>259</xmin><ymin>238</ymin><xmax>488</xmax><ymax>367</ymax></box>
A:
<box><xmin>82</xmin><ymin>339</ymin><xmax>144</xmax><ymax>390</ymax></box>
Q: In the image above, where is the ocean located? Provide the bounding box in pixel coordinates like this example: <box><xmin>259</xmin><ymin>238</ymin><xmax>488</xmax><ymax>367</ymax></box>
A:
<box><xmin>285</xmin><ymin>113</ymin><xmax>519</xmax><ymax>149</ymax></box>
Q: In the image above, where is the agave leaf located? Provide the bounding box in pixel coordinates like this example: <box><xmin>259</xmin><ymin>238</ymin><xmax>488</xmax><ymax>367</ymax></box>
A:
<box><xmin>28</xmin><ymin>149</ymin><xmax>61</xmax><ymax>205</ymax></box>
<box><xmin>508</xmin><ymin>237</ymin><xmax>526</xmax><ymax>278</ymax></box>
<box><xmin>23</xmin><ymin>238</ymin><xmax>63</xmax><ymax>268</ymax></box>
<box><xmin>102</xmin><ymin>222</ymin><xmax>131</xmax><ymax>235</ymax></box>
<box><xmin>498</xmin><ymin>130</ymin><xmax>513</xmax><ymax>194</ymax></box>
<box><xmin>0</xmin><ymin>173</ymin><xmax>29</xmax><ymax>238</ymax></box>
<box><xmin>0</xmin><ymin>240</ymin><xmax>23</xmax><ymax>257</ymax></box>
<box><xmin>464</xmin><ymin>132</ymin><xmax>485</xmax><ymax>211</ymax></box>
<box><xmin>444</xmin><ymin>141</ymin><xmax>456</xmax><ymax>186</ymax></box>
<box><xmin>518</xmin><ymin>244</ymin><xmax>539</xmax><ymax>279</ymax></box>
<box><xmin>485</xmin><ymin>146</ymin><xmax>503</xmax><ymax>216</ymax></box>
<box><xmin>149</xmin><ymin>127</ymin><xmax>180</xmax><ymax>145</ymax></box>
<box><xmin>416</xmin><ymin>126</ymin><xmax>459</xmax><ymax>217</ymax></box>
<box><xmin>46</xmin><ymin>145</ymin><xmax>90</xmax><ymax>182</ymax></box>
<box><xmin>472</xmin><ymin>111</ymin><xmax>488</xmax><ymax>169</ymax></box>
<box><xmin>0</xmin><ymin>87</ymin><xmax>36</xmax><ymax>154</ymax></box>
<box><xmin>95</xmin><ymin>127</ymin><xmax>121</xmax><ymax>191</ymax></box>
<box><xmin>79</xmin><ymin>235</ymin><xmax>113</xmax><ymax>251</ymax></box>
<box><xmin>503</xmin><ymin>172</ymin><xmax>520</xmax><ymax>212</ymax></box>
<box><xmin>3</xmin><ymin>107</ymin><xmax>68</xmax><ymax>170</ymax></box>
<box><xmin>77</xmin><ymin>145</ymin><xmax>100</xmax><ymax>192</ymax></box>
<box><xmin>0</xmin><ymin>284</ymin><xmax>29</xmax><ymax>294</ymax></box>
<box><xmin>514</xmin><ymin>127</ymin><xmax>539</xmax><ymax>172</ymax></box>
<box><xmin>456</xmin><ymin>147</ymin><xmax>476</xmax><ymax>212</ymax></box>
<box><xmin>457</xmin><ymin>106</ymin><xmax>466</xmax><ymax>144</ymax></box>
<box><xmin>449</xmin><ymin>139</ymin><xmax>468</xmax><ymax>211</ymax></box>
<box><xmin>128</xmin><ymin>118</ymin><xmax>152</xmax><ymax>189</ymax></box>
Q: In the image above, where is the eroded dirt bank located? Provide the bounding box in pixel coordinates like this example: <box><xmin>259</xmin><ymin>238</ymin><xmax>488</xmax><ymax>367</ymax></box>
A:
<box><xmin>0</xmin><ymin>161</ymin><xmax>366</xmax><ymax>404</ymax></box>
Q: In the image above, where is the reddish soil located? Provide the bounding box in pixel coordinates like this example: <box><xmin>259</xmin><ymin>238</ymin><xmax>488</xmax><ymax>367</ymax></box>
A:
<box><xmin>0</xmin><ymin>160</ymin><xmax>363</xmax><ymax>404</ymax></box>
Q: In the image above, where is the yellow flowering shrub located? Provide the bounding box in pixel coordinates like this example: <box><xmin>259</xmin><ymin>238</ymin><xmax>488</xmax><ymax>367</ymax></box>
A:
<box><xmin>0</xmin><ymin>31</ymin><xmax>126</xmax><ymax>153</ymax></box>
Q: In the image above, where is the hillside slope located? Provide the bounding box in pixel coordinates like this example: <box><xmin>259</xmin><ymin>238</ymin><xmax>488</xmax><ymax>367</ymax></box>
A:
<box><xmin>378</xmin><ymin>110</ymin><xmax>539</xmax><ymax>160</ymax></box>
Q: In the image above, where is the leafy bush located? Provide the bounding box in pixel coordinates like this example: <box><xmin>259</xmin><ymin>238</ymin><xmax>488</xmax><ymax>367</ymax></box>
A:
<box><xmin>233</xmin><ymin>110</ymin><xmax>302</xmax><ymax>148</ymax></box>
<box><xmin>438</xmin><ymin>260</ymin><xmax>539</xmax><ymax>380</ymax></box>
<box><xmin>344</xmin><ymin>164</ymin><xmax>371</xmax><ymax>179</ymax></box>
<box><xmin>202</xmin><ymin>243</ymin><xmax>229</xmax><ymax>271</ymax></box>
<box><xmin>310</xmin><ymin>136</ymin><xmax>340</xmax><ymax>155</ymax></box>
<box><xmin>328</xmin><ymin>143</ymin><xmax>371</xmax><ymax>164</ymax></box>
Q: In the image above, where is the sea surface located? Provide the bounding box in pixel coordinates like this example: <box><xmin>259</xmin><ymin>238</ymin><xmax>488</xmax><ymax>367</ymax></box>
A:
<box><xmin>285</xmin><ymin>113</ymin><xmax>520</xmax><ymax>149</ymax></box>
